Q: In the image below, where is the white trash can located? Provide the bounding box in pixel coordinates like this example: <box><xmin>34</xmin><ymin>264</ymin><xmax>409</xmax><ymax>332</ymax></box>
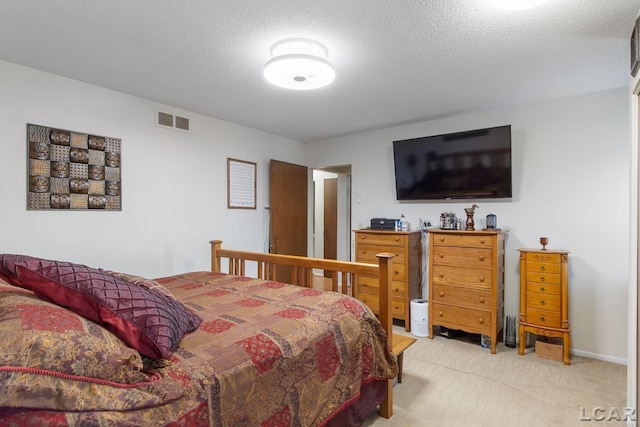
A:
<box><xmin>410</xmin><ymin>299</ymin><xmax>429</xmax><ymax>338</ymax></box>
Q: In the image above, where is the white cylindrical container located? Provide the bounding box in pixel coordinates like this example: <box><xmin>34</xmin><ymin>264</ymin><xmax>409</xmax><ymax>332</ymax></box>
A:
<box><xmin>410</xmin><ymin>299</ymin><xmax>429</xmax><ymax>337</ymax></box>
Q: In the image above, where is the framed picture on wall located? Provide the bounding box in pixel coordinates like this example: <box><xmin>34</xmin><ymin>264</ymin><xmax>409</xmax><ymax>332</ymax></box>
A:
<box><xmin>631</xmin><ymin>16</ymin><xmax>640</xmax><ymax>77</ymax></box>
<box><xmin>227</xmin><ymin>158</ymin><xmax>256</xmax><ymax>209</ymax></box>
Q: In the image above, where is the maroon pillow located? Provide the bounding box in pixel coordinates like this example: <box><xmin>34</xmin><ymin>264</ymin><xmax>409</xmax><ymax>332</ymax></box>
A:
<box><xmin>0</xmin><ymin>254</ymin><xmax>202</xmax><ymax>359</ymax></box>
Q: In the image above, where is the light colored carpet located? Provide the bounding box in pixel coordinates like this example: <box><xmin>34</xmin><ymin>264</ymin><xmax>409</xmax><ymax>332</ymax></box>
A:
<box><xmin>364</xmin><ymin>326</ymin><xmax>627</xmax><ymax>427</ymax></box>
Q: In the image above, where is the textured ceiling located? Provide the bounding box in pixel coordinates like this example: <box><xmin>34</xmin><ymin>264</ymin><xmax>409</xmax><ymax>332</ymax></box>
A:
<box><xmin>0</xmin><ymin>0</ymin><xmax>637</xmax><ymax>142</ymax></box>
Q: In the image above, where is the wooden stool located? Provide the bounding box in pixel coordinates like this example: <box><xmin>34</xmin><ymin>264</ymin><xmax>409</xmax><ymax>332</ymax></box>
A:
<box><xmin>392</xmin><ymin>334</ymin><xmax>416</xmax><ymax>383</ymax></box>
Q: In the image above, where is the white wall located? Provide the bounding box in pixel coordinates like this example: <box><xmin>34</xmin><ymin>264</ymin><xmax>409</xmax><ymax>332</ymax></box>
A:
<box><xmin>306</xmin><ymin>87</ymin><xmax>630</xmax><ymax>362</ymax></box>
<box><xmin>0</xmin><ymin>60</ymin><xmax>306</xmax><ymax>278</ymax></box>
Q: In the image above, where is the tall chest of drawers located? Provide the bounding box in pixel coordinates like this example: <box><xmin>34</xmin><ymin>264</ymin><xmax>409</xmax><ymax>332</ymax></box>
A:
<box><xmin>428</xmin><ymin>229</ymin><xmax>505</xmax><ymax>354</ymax></box>
<box><xmin>354</xmin><ymin>230</ymin><xmax>421</xmax><ymax>331</ymax></box>
<box><xmin>517</xmin><ymin>248</ymin><xmax>570</xmax><ymax>365</ymax></box>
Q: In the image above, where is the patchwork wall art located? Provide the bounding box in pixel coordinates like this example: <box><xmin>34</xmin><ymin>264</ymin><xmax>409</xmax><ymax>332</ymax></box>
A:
<box><xmin>27</xmin><ymin>123</ymin><xmax>122</xmax><ymax>210</ymax></box>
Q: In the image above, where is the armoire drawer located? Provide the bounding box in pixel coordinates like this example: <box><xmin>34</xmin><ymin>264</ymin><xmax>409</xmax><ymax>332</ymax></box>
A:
<box><xmin>525</xmin><ymin>270</ymin><xmax>560</xmax><ymax>285</ymax></box>
<box><xmin>525</xmin><ymin>307</ymin><xmax>561</xmax><ymax>328</ymax></box>
<box><xmin>526</xmin><ymin>281</ymin><xmax>560</xmax><ymax>296</ymax></box>
<box><xmin>526</xmin><ymin>291</ymin><xmax>561</xmax><ymax>312</ymax></box>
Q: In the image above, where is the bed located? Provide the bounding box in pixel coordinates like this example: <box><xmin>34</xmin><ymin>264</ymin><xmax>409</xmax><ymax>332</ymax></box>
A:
<box><xmin>0</xmin><ymin>240</ymin><xmax>398</xmax><ymax>426</ymax></box>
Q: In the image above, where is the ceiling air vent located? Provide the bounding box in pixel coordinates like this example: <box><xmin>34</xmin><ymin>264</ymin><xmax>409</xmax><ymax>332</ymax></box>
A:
<box><xmin>156</xmin><ymin>110</ymin><xmax>191</xmax><ymax>133</ymax></box>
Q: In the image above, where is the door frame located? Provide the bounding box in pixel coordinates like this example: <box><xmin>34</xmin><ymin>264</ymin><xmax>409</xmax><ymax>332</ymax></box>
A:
<box><xmin>311</xmin><ymin>166</ymin><xmax>352</xmax><ymax>263</ymax></box>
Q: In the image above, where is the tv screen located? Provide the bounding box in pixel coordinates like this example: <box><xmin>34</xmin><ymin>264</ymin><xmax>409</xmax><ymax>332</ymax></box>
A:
<box><xmin>393</xmin><ymin>125</ymin><xmax>512</xmax><ymax>200</ymax></box>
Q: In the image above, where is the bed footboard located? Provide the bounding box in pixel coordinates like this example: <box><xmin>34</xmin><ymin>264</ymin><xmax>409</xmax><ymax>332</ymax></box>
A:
<box><xmin>210</xmin><ymin>239</ymin><xmax>395</xmax><ymax>418</ymax></box>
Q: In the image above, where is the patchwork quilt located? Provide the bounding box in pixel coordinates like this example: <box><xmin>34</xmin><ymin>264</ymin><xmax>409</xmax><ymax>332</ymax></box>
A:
<box><xmin>0</xmin><ymin>270</ymin><xmax>397</xmax><ymax>426</ymax></box>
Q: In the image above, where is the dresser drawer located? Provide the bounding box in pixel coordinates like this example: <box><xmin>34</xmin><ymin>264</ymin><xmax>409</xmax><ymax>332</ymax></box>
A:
<box><xmin>357</xmin><ymin>291</ymin><xmax>405</xmax><ymax>317</ymax></box>
<box><xmin>358</xmin><ymin>291</ymin><xmax>378</xmax><ymax>313</ymax></box>
<box><xmin>526</xmin><ymin>260</ymin><xmax>561</xmax><ymax>274</ymax></box>
<box><xmin>356</xmin><ymin>243</ymin><xmax>406</xmax><ymax>264</ymax></box>
<box><xmin>432</xmin><ymin>284</ymin><xmax>491</xmax><ymax>310</ymax></box>
<box><xmin>431</xmin><ymin>303</ymin><xmax>491</xmax><ymax>334</ymax></box>
<box><xmin>356</xmin><ymin>232</ymin><xmax>405</xmax><ymax>247</ymax></box>
<box><xmin>431</xmin><ymin>265</ymin><xmax>492</xmax><ymax>289</ymax></box>
<box><xmin>431</xmin><ymin>246</ymin><xmax>492</xmax><ymax>269</ymax></box>
<box><xmin>526</xmin><ymin>307</ymin><xmax>561</xmax><ymax>328</ymax></box>
<box><xmin>526</xmin><ymin>291</ymin><xmax>561</xmax><ymax>312</ymax></box>
<box><xmin>432</xmin><ymin>233</ymin><xmax>494</xmax><ymax>248</ymax></box>
<box><xmin>357</xmin><ymin>275</ymin><xmax>405</xmax><ymax>298</ymax></box>
<box><xmin>526</xmin><ymin>281</ymin><xmax>560</xmax><ymax>296</ymax></box>
<box><xmin>525</xmin><ymin>270</ymin><xmax>560</xmax><ymax>285</ymax></box>
<box><xmin>526</xmin><ymin>252</ymin><xmax>561</xmax><ymax>264</ymax></box>
<box><xmin>392</xmin><ymin>299</ymin><xmax>405</xmax><ymax>317</ymax></box>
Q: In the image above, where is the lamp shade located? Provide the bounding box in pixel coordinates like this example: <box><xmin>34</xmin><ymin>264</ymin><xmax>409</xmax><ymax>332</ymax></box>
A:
<box><xmin>264</xmin><ymin>38</ymin><xmax>335</xmax><ymax>90</ymax></box>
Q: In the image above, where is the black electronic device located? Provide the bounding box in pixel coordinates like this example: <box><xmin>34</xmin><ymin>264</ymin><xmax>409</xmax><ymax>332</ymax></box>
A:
<box><xmin>370</xmin><ymin>218</ymin><xmax>399</xmax><ymax>230</ymax></box>
<box><xmin>392</xmin><ymin>125</ymin><xmax>512</xmax><ymax>200</ymax></box>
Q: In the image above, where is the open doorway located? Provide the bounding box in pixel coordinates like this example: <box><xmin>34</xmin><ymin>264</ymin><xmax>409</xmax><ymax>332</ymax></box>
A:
<box><xmin>312</xmin><ymin>165</ymin><xmax>352</xmax><ymax>266</ymax></box>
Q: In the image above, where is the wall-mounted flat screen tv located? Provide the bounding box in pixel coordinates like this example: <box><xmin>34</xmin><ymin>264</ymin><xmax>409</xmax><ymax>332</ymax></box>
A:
<box><xmin>393</xmin><ymin>125</ymin><xmax>512</xmax><ymax>200</ymax></box>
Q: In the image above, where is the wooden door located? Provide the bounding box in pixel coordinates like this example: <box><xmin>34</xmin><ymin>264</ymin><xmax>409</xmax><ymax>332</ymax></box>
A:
<box><xmin>323</xmin><ymin>178</ymin><xmax>337</xmax><ymax>277</ymax></box>
<box><xmin>269</xmin><ymin>159</ymin><xmax>308</xmax><ymax>283</ymax></box>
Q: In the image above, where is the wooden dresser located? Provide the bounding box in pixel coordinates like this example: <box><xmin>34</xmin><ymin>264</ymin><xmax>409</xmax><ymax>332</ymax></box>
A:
<box><xmin>517</xmin><ymin>248</ymin><xmax>570</xmax><ymax>365</ymax></box>
<box><xmin>428</xmin><ymin>229</ymin><xmax>505</xmax><ymax>354</ymax></box>
<box><xmin>354</xmin><ymin>229</ymin><xmax>421</xmax><ymax>331</ymax></box>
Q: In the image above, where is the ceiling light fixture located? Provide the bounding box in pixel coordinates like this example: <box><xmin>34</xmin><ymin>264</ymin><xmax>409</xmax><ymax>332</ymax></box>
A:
<box><xmin>491</xmin><ymin>0</ymin><xmax>549</xmax><ymax>10</ymax></box>
<box><xmin>264</xmin><ymin>38</ymin><xmax>335</xmax><ymax>90</ymax></box>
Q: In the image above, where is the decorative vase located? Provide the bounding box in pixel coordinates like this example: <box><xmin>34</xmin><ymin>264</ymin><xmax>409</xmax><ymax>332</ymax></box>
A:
<box><xmin>486</xmin><ymin>214</ymin><xmax>497</xmax><ymax>229</ymax></box>
<box><xmin>465</xmin><ymin>210</ymin><xmax>475</xmax><ymax>230</ymax></box>
<box><xmin>464</xmin><ymin>204</ymin><xmax>479</xmax><ymax>231</ymax></box>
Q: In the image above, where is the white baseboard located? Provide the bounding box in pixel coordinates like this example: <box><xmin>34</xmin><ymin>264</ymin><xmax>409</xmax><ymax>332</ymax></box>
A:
<box><xmin>571</xmin><ymin>348</ymin><xmax>627</xmax><ymax>365</ymax></box>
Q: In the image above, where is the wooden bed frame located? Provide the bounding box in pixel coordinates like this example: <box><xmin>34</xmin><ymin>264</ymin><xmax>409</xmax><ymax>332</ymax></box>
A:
<box><xmin>210</xmin><ymin>239</ymin><xmax>395</xmax><ymax>419</ymax></box>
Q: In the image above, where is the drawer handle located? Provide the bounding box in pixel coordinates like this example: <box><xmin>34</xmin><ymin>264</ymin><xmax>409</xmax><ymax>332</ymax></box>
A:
<box><xmin>394</xmin><ymin>270</ymin><xmax>400</xmax><ymax>275</ymax></box>
<box><xmin>361</xmin><ymin>250</ymin><xmax>366</xmax><ymax>255</ymax></box>
<box><xmin>439</xmin><ymin>237</ymin><xmax>445</xmax><ymax>242</ymax></box>
<box><xmin>479</xmin><ymin>255</ymin><xmax>485</xmax><ymax>261</ymax></box>
<box><xmin>439</xmin><ymin>253</ymin><xmax>444</xmax><ymax>258</ymax></box>
<box><xmin>540</xmin><ymin>277</ymin><xmax>545</xmax><ymax>282</ymax></box>
<box><xmin>362</xmin><ymin>297</ymin><xmax>367</xmax><ymax>302</ymax></box>
<box><xmin>438</xmin><ymin>311</ymin><xmax>443</xmax><ymax>316</ymax></box>
<box><xmin>540</xmin><ymin>287</ymin><xmax>545</xmax><ymax>292</ymax></box>
<box><xmin>479</xmin><ymin>239</ymin><xmax>485</xmax><ymax>244</ymax></box>
<box><xmin>361</xmin><ymin>235</ymin><xmax>366</xmax><ymax>239</ymax></box>
<box><xmin>439</xmin><ymin>272</ymin><xmax>445</xmax><ymax>278</ymax></box>
<box><xmin>395</xmin><ymin>236</ymin><xmax>399</xmax><ymax>241</ymax></box>
<box><xmin>479</xmin><ymin>276</ymin><xmax>485</xmax><ymax>282</ymax></box>
<box><xmin>478</xmin><ymin>317</ymin><xmax>484</xmax><ymax>324</ymax></box>
<box><xmin>393</xmin><ymin>286</ymin><xmax>401</xmax><ymax>292</ymax></box>
<box><xmin>479</xmin><ymin>297</ymin><xmax>485</xmax><ymax>303</ymax></box>
<box><xmin>439</xmin><ymin>291</ymin><xmax>444</xmax><ymax>297</ymax></box>
<box><xmin>540</xmin><ymin>316</ymin><xmax>545</xmax><ymax>322</ymax></box>
<box><xmin>541</xmin><ymin>300</ymin><xmax>546</xmax><ymax>305</ymax></box>
<box><xmin>540</xmin><ymin>266</ymin><xmax>546</xmax><ymax>271</ymax></box>
<box><xmin>394</xmin><ymin>252</ymin><xmax>399</xmax><ymax>256</ymax></box>
<box><xmin>394</xmin><ymin>304</ymin><xmax>400</xmax><ymax>309</ymax></box>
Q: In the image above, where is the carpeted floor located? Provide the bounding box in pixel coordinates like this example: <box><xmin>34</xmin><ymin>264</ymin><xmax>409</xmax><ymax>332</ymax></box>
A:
<box><xmin>363</xmin><ymin>326</ymin><xmax>628</xmax><ymax>427</ymax></box>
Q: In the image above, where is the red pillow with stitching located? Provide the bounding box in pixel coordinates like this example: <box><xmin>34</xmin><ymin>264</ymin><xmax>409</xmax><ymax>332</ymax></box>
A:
<box><xmin>0</xmin><ymin>254</ymin><xmax>201</xmax><ymax>359</ymax></box>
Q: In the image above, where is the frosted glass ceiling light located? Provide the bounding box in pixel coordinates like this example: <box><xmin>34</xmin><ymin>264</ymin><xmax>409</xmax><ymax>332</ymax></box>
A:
<box><xmin>264</xmin><ymin>38</ymin><xmax>335</xmax><ymax>90</ymax></box>
<box><xmin>491</xmin><ymin>0</ymin><xmax>550</xmax><ymax>10</ymax></box>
